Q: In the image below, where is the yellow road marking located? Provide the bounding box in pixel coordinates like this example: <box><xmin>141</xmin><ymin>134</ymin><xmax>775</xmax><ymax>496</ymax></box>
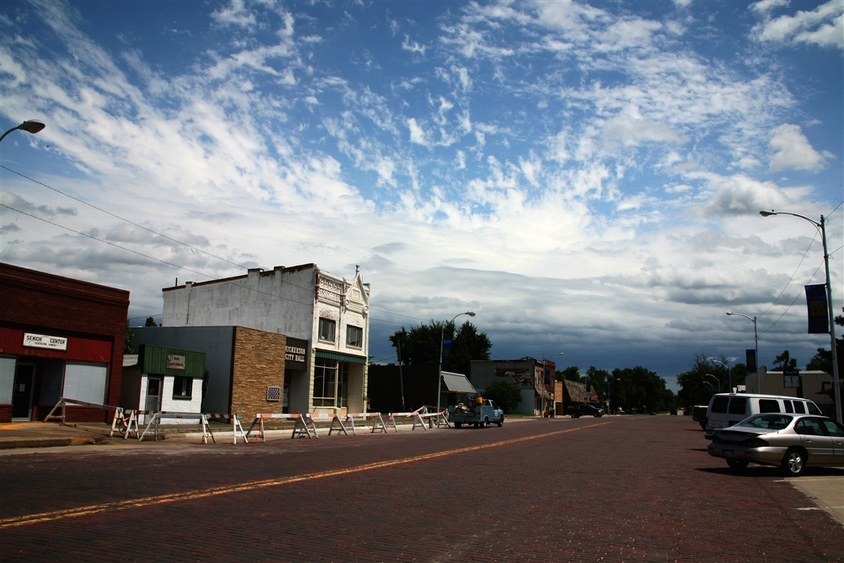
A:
<box><xmin>0</xmin><ymin>421</ymin><xmax>609</xmax><ymax>529</ymax></box>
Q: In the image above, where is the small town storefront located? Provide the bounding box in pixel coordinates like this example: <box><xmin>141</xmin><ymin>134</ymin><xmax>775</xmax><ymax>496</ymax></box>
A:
<box><xmin>121</xmin><ymin>344</ymin><xmax>206</xmax><ymax>423</ymax></box>
<box><xmin>0</xmin><ymin>263</ymin><xmax>129</xmax><ymax>423</ymax></box>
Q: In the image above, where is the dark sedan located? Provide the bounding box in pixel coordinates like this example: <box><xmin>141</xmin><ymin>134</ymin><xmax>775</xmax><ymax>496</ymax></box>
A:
<box><xmin>707</xmin><ymin>413</ymin><xmax>844</xmax><ymax>476</ymax></box>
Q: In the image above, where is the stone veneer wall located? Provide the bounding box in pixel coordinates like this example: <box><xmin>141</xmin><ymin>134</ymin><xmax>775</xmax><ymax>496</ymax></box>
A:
<box><xmin>230</xmin><ymin>327</ymin><xmax>286</xmax><ymax>418</ymax></box>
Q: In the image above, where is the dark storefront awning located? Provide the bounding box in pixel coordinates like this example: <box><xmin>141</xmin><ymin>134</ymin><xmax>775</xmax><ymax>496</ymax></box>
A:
<box><xmin>441</xmin><ymin>371</ymin><xmax>477</xmax><ymax>394</ymax></box>
<box><xmin>314</xmin><ymin>350</ymin><xmax>367</xmax><ymax>364</ymax></box>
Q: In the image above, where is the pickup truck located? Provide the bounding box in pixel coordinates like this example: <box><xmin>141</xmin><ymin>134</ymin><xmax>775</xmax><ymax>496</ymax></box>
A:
<box><xmin>448</xmin><ymin>398</ymin><xmax>504</xmax><ymax>428</ymax></box>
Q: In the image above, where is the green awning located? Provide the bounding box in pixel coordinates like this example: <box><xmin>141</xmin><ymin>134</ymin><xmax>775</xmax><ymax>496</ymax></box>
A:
<box><xmin>315</xmin><ymin>350</ymin><xmax>367</xmax><ymax>364</ymax></box>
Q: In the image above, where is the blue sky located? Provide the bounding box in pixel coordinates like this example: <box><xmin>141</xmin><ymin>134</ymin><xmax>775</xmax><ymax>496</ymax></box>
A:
<box><xmin>1</xmin><ymin>0</ymin><xmax>842</xmax><ymax>391</ymax></box>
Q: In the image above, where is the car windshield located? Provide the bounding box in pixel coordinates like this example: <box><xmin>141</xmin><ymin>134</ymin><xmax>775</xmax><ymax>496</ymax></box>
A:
<box><xmin>735</xmin><ymin>414</ymin><xmax>792</xmax><ymax>430</ymax></box>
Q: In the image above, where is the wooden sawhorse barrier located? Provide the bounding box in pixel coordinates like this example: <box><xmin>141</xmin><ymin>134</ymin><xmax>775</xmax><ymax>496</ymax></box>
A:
<box><xmin>329</xmin><ymin>412</ymin><xmax>389</xmax><ymax>435</ymax></box>
<box><xmin>247</xmin><ymin>413</ymin><xmax>318</xmax><ymax>441</ymax></box>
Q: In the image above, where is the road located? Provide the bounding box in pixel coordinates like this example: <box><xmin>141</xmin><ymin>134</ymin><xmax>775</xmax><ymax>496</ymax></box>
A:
<box><xmin>0</xmin><ymin>415</ymin><xmax>841</xmax><ymax>562</ymax></box>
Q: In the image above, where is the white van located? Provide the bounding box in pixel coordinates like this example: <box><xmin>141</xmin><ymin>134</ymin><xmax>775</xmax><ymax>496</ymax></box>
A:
<box><xmin>704</xmin><ymin>393</ymin><xmax>823</xmax><ymax>439</ymax></box>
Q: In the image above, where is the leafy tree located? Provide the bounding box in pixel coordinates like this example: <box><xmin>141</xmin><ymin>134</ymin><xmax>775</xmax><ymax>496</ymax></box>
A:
<box><xmin>483</xmin><ymin>379</ymin><xmax>522</xmax><ymax>413</ymax></box>
<box><xmin>145</xmin><ymin>316</ymin><xmax>159</xmax><ymax>327</ymax></box>
<box><xmin>559</xmin><ymin>366</ymin><xmax>581</xmax><ymax>381</ymax></box>
<box><xmin>125</xmin><ymin>321</ymin><xmax>136</xmax><ymax>353</ymax></box>
<box><xmin>772</xmin><ymin>350</ymin><xmax>798</xmax><ymax>371</ymax></box>
<box><xmin>806</xmin><ymin>314</ymin><xmax>843</xmax><ymax>373</ymax></box>
<box><xmin>388</xmin><ymin>319</ymin><xmax>491</xmax><ymax>376</ymax></box>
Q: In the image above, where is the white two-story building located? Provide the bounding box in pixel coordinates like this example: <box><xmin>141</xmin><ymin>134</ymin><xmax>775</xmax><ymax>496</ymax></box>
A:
<box><xmin>161</xmin><ymin>264</ymin><xmax>370</xmax><ymax>416</ymax></box>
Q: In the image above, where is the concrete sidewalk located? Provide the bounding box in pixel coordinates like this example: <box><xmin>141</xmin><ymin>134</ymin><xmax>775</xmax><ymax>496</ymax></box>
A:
<box><xmin>0</xmin><ymin>421</ymin><xmax>114</xmax><ymax>449</ymax></box>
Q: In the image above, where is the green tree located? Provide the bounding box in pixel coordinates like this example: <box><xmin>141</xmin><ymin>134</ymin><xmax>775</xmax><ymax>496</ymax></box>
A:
<box><xmin>772</xmin><ymin>350</ymin><xmax>798</xmax><ymax>371</ymax></box>
<box><xmin>806</xmin><ymin>314</ymin><xmax>843</xmax><ymax>373</ymax></box>
<box><xmin>388</xmin><ymin>319</ymin><xmax>491</xmax><ymax>376</ymax></box>
<box><xmin>483</xmin><ymin>379</ymin><xmax>522</xmax><ymax>413</ymax></box>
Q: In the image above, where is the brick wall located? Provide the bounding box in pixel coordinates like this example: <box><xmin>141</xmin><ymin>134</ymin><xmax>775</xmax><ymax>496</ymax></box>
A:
<box><xmin>230</xmin><ymin>327</ymin><xmax>286</xmax><ymax>418</ymax></box>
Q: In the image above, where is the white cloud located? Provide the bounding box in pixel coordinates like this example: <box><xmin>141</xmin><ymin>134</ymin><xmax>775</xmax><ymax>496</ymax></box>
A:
<box><xmin>768</xmin><ymin>123</ymin><xmax>827</xmax><ymax>172</ymax></box>
<box><xmin>752</xmin><ymin>0</ymin><xmax>844</xmax><ymax>49</ymax></box>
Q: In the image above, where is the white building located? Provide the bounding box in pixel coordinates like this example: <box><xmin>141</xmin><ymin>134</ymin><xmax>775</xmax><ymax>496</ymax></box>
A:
<box><xmin>161</xmin><ymin>264</ymin><xmax>370</xmax><ymax>416</ymax></box>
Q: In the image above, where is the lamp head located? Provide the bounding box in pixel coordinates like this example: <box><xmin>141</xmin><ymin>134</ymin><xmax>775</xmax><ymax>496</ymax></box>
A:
<box><xmin>19</xmin><ymin>120</ymin><xmax>46</xmax><ymax>134</ymax></box>
<box><xmin>726</xmin><ymin>311</ymin><xmax>734</xmax><ymax>316</ymax></box>
<box><xmin>466</xmin><ymin>311</ymin><xmax>476</xmax><ymax>317</ymax></box>
<box><xmin>759</xmin><ymin>210</ymin><xmax>776</xmax><ymax>217</ymax></box>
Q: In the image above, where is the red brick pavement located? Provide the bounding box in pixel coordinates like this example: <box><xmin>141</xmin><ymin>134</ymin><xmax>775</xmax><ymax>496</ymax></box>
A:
<box><xmin>0</xmin><ymin>415</ymin><xmax>841</xmax><ymax>562</ymax></box>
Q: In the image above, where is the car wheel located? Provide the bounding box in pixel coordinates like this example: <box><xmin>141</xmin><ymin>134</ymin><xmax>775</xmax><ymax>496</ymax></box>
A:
<box><xmin>497</xmin><ymin>417</ymin><xmax>503</xmax><ymax>427</ymax></box>
<box><xmin>782</xmin><ymin>448</ymin><xmax>807</xmax><ymax>477</ymax></box>
<box><xmin>454</xmin><ymin>422</ymin><xmax>462</xmax><ymax>428</ymax></box>
<box><xmin>726</xmin><ymin>459</ymin><xmax>748</xmax><ymax>471</ymax></box>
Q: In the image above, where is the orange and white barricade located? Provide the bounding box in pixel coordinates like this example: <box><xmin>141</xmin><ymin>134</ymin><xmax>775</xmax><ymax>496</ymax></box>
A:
<box><xmin>333</xmin><ymin>412</ymin><xmax>388</xmax><ymax>435</ymax></box>
<box><xmin>247</xmin><ymin>413</ymin><xmax>318</xmax><ymax>441</ymax></box>
<box><xmin>205</xmin><ymin>413</ymin><xmax>247</xmax><ymax>444</ymax></box>
<box><xmin>109</xmin><ymin>407</ymin><xmax>143</xmax><ymax>439</ymax></box>
<box><xmin>139</xmin><ymin>411</ymin><xmax>215</xmax><ymax>444</ymax></box>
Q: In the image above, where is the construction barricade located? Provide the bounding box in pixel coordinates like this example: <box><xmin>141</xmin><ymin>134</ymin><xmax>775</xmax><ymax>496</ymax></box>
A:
<box><xmin>44</xmin><ymin>397</ymin><xmax>120</xmax><ymax>425</ymax></box>
<box><xmin>247</xmin><ymin>413</ymin><xmax>318</xmax><ymax>442</ymax></box>
<box><xmin>387</xmin><ymin>406</ymin><xmax>449</xmax><ymax>431</ymax></box>
<box><xmin>330</xmin><ymin>412</ymin><xmax>389</xmax><ymax>435</ymax></box>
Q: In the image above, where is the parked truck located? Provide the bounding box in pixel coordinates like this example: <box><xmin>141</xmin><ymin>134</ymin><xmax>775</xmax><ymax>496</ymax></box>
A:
<box><xmin>448</xmin><ymin>396</ymin><xmax>504</xmax><ymax>428</ymax></box>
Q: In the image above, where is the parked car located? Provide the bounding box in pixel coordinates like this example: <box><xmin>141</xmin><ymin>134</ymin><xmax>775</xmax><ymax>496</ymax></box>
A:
<box><xmin>704</xmin><ymin>393</ymin><xmax>822</xmax><ymax>439</ymax></box>
<box><xmin>707</xmin><ymin>413</ymin><xmax>844</xmax><ymax>476</ymax></box>
<box><xmin>569</xmin><ymin>404</ymin><xmax>604</xmax><ymax>418</ymax></box>
<box><xmin>691</xmin><ymin>405</ymin><xmax>708</xmax><ymax>430</ymax></box>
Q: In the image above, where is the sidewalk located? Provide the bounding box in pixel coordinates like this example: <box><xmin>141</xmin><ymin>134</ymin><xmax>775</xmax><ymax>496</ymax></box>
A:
<box><xmin>0</xmin><ymin>421</ymin><xmax>114</xmax><ymax>449</ymax></box>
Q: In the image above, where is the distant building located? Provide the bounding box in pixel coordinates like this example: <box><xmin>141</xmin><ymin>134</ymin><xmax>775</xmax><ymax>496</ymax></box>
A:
<box><xmin>745</xmin><ymin>368</ymin><xmax>836</xmax><ymax>419</ymax></box>
<box><xmin>158</xmin><ymin>264</ymin><xmax>370</xmax><ymax>416</ymax></box>
<box><xmin>0</xmin><ymin>263</ymin><xmax>129</xmax><ymax>422</ymax></box>
<box><xmin>470</xmin><ymin>358</ymin><xmax>555</xmax><ymax>416</ymax></box>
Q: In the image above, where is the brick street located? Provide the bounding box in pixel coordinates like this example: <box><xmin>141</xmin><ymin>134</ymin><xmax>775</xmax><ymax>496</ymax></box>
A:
<box><xmin>0</xmin><ymin>415</ymin><xmax>841</xmax><ymax>562</ymax></box>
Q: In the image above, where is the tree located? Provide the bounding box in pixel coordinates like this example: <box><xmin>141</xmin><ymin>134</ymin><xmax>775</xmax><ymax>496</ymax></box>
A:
<box><xmin>388</xmin><ymin>319</ymin><xmax>491</xmax><ymax>376</ymax></box>
<box><xmin>772</xmin><ymin>350</ymin><xmax>798</xmax><ymax>371</ymax></box>
<box><xmin>483</xmin><ymin>379</ymin><xmax>522</xmax><ymax>413</ymax></box>
<box><xmin>806</xmin><ymin>314</ymin><xmax>843</xmax><ymax>373</ymax></box>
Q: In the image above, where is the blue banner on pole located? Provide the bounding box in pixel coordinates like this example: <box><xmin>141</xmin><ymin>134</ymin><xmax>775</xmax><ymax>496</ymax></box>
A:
<box><xmin>442</xmin><ymin>338</ymin><xmax>453</xmax><ymax>366</ymax></box>
<box><xmin>804</xmin><ymin>284</ymin><xmax>829</xmax><ymax>334</ymax></box>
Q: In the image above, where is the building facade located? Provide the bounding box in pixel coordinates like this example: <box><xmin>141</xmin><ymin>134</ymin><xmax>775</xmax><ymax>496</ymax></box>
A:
<box><xmin>160</xmin><ymin>264</ymin><xmax>369</xmax><ymax>416</ymax></box>
<box><xmin>470</xmin><ymin>358</ymin><xmax>554</xmax><ymax>416</ymax></box>
<box><xmin>0</xmin><ymin>263</ymin><xmax>129</xmax><ymax>422</ymax></box>
<box><xmin>130</xmin><ymin>327</ymin><xmax>291</xmax><ymax>419</ymax></box>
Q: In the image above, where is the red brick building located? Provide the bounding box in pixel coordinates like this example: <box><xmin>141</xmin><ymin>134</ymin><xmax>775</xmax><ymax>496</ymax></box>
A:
<box><xmin>0</xmin><ymin>263</ymin><xmax>129</xmax><ymax>422</ymax></box>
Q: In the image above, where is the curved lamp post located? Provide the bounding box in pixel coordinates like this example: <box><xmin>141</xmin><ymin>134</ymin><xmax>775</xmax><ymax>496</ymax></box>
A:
<box><xmin>703</xmin><ymin>373</ymin><xmax>721</xmax><ymax>394</ymax></box>
<box><xmin>760</xmin><ymin>209</ymin><xmax>841</xmax><ymax>424</ymax></box>
<box><xmin>726</xmin><ymin>311</ymin><xmax>759</xmax><ymax>392</ymax></box>
<box><xmin>0</xmin><ymin>120</ymin><xmax>46</xmax><ymax>143</ymax></box>
<box><xmin>708</xmin><ymin>358</ymin><xmax>732</xmax><ymax>392</ymax></box>
<box><xmin>437</xmin><ymin>311</ymin><xmax>476</xmax><ymax>412</ymax></box>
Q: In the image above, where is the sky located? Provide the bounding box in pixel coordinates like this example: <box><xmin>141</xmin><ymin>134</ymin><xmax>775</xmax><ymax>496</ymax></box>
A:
<box><xmin>1</xmin><ymin>0</ymin><xmax>842</xmax><ymax>392</ymax></box>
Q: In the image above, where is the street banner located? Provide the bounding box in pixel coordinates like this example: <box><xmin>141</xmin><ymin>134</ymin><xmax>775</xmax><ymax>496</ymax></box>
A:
<box><xmin>804</xmin><ymin>284</ymin><xmax>829</xmax><ymax>334</ymax></box>
<box><xmin>745</xmin><ymin>349</ymin><xmax>756</xmax><ymax>374</ymax></box>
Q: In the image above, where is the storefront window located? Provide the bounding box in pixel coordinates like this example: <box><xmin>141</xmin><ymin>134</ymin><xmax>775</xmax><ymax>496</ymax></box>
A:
<box><xmin>172</xmin><ymin>376</ymin><xmax>193</xmax><ymax>400</ymax></box>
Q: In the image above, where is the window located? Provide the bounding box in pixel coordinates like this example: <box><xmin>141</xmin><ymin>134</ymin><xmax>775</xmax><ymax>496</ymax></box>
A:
<box><xmin>793</xmin><ymin>400</ymin><xmax>806</xmax><ymax>414</ymax></box>
<box><xmin>346</xmin><ymin>325</ymin><xmax>363</xmax><ymax>348</ymax></box>
<box><xmin>318</xmin><ymin>318</ymin><xmax>336</xmax><ymax>342</ymax></box>
<box><xmin>710</xmin><ymin>396</ymin><xmax>729</xmax><ymax>413</ymax></box>
<box><xmin>727</xmin><ymin>397</ymin><xmax>747</xmax><ymax>415</ymax></box>
<box><xmin>63</xmin><ymin>363</ymin><xmax>107</xmax><ymax>404</ymax></box>
<box><xmin>173</xmin><ymin>376</ymin><xmax>193</xmax><ymax>400</ymax></box>
<box><xmin>759</xmin><ymin>399</ymin><xmax>780</xmax><ymax>413</ymax></box>
<box><xmin>784</xmin><ymin>400</ymin><xmax>794</xmax><ymax>413</ymax></box>
<box><xmin>313</xmin><ymin>359</ymin><xmax>338</xmax><ymax>407</ymax></box>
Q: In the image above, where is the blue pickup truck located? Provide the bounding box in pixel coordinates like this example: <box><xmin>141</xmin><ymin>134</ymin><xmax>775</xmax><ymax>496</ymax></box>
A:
<box><xmin>448</xmin><ymin>397</ymin><xmax>504</xmax><ymax>428</ymax></box>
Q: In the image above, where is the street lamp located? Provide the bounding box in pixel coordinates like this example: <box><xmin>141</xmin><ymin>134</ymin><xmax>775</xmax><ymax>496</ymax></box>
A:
<box><xmin>726</xmin><ymin>311</ymin><xmax>759</xmax><ymax>391</ymax></box>
<box><xmin>0</xmin><ymin>120</ymin><xmax>46</xmax><ymax>143</ymax></box>
<box><xmin>703</xmin><ymin>373</ymin><xmax>721</xmax><ymax>394</ymax></box>
<box><xmin>760</xmin><ymin>209</ymin><xmax>841</xmax><ymax>424</ymax></box>
<box><xmin>437</xmin><ymin>311</ymin><xmax>476</xmax><ymax>412</ymax></box>
<box><xmin>708</xmin><ymin>357</ymin><xmax>733</xmax><ymax>392</ymax></box>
